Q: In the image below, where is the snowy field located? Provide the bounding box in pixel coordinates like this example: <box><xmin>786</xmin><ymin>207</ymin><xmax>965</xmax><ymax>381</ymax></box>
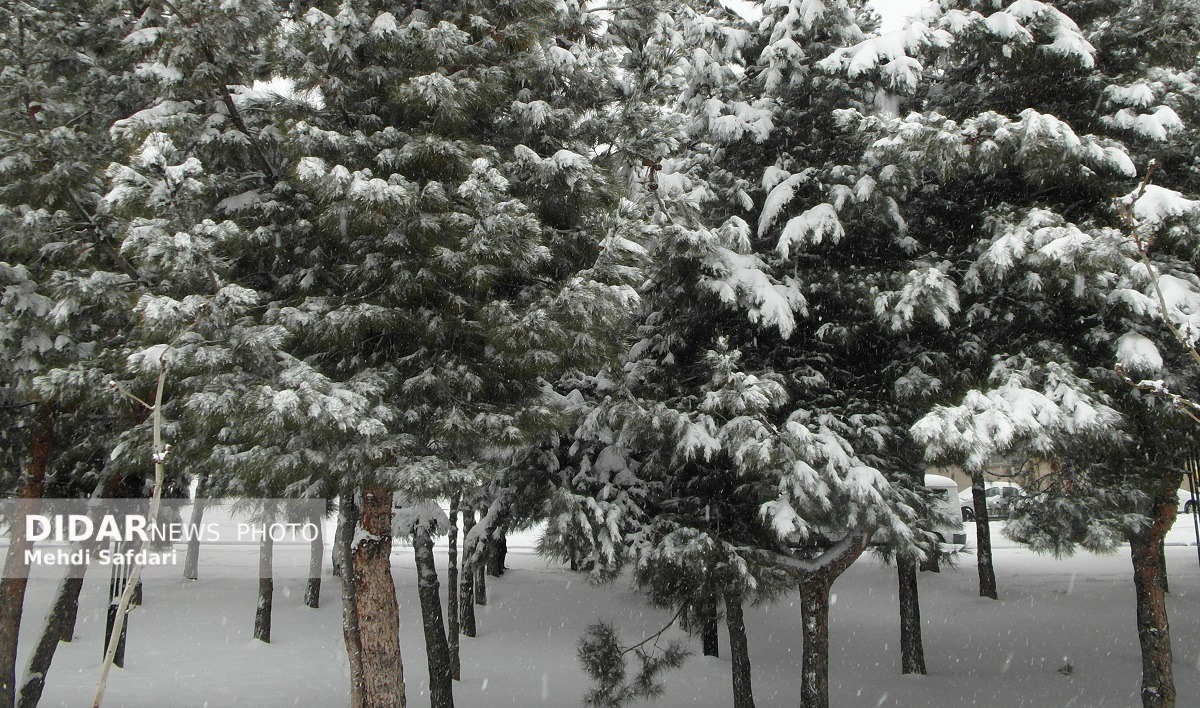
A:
<box><xmin>17</xmin><ymin>517</ymin><xmax>1200</xmax><ymax>707</ymax></box>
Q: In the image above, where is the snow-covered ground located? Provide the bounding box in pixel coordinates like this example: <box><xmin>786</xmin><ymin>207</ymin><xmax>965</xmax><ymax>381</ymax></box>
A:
<box><xmin>19</xmin><ymin>516</ymin><xmax>1200</xmax><ymax>707</ymax></box>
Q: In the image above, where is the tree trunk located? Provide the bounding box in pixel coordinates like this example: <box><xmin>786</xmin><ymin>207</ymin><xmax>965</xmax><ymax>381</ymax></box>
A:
<box><xmin>1130</xmin><ymin>492</ymin><xmax>1178</xmax><ymax>708</ymax></box>
<box><xmin>1158</xmin><ymin>537</ymin><xmax>1168</xmax><ymax>594</ymax></box>
<box><xmin>486</xmin><ymin>531</ymin><xmax>506</xmax><ymax>577</ymax></box>
<box><xmin>797</xmin><ymin>535</ymin><xmax>869</xmax><ymax>708</ymax></box>
<box><xmin>333</xmin><ymin>495</ymin><xmax>350</xmax><ymax>579</ymax></box>
<box><xmin>254</xmin><ymin>521</ymin><xmax>274</xmax><ymax>644</ymax></box>
<box><xmin>474</xmin><ymin>541</ymin><xmax>487</xmax><ymax>607</ymax></box>
<box><xmin>897</xmin><ymin>553</ymin><xmax>927</xmax><ymax>675</ymax></box>
<box><xmin>414</xmin><ymin>522</ymin><xmax>454</xmax><ymax>708</ymax></box>
<box><xmin>971</xmin><ymin>475</ymin><xmax>998</xmax><ymax>600</ymax></box>
<box><xmin>352</xmin><ymin>489</ymin><xmax>406</xmax><ymax>708</ymax></box>
<box><xmin>700</xmin><ymin>594</ymin><xmax>719</xmax><ymax>658</ymax></box>
<box><xmin>724</xmin><ymin>592</ymin><xmax>754</xmax><ymax>708</ymax></box>
<box><xmin>182</xmin><ymin>495</ymin><xmax>207</xmax><ymax>580</ymax></box>
<box><xmin>338</xmin><ymin>496</ymin><xmax>365</xmax><ymax>708</ymax></box>
<box><xmin>305</xmin><ymin>507</ymin><xmax>323</xmax><ymax>609</ymax></box>
<box><xmin>0</xmin><ymin>407</ymin><xmax>52</xmax><ymax>708</ymax></box>
<box><xmin>459</xmin><ymin>508</ymin><xmax>476</xmax><ymax>638</ymax></box>
<box><xmin>447</xmin><ymin>495</ymin><xmax>460</xmax><ymax>680</ymax></box>
<box><xmin>17</xmin><ymin>556</ymin><xmax>88</xmax><ymax>708</ymax></box>
<box><xmin>58</xmin><ymin>575</ymin><xmax>82</xmax><ymax>643</ymax></box>
<box><xmin>799</xmin><ymin>577</ymin><xmax>832</xmax><ymax>708</ymax></box>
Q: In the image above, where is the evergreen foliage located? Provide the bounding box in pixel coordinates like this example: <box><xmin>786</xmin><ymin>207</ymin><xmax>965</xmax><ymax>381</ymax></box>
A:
<box><xmin>577</xmin><ymin>619</ymin><xmax>689</xmax><ymax>708</ymax></box>
<box><xmin>2</xmin><ymin>1</ymin><xmax>1200</xmax><ymax>707</ymax></box>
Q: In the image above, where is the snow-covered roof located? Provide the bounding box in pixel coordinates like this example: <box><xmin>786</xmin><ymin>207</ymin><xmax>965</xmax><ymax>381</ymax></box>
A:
<box><xmin>924</xmin><ymin>473</ymin><xmax>958</xmax><ymax>488</ymax></box>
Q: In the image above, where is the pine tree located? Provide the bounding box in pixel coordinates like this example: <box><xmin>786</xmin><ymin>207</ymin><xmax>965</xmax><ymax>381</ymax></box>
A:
<box><xmin>0</xmin><ymin>2</ymin><xmax>153</xmax><ymax>705</ymax></box>
<box><xmin>264</xmin><ymin>1</ymin><xmax>641</xmax><ymax>703</ymax></box>
<box><xmin>539</xmin><ymin>5</ymin><xmax>940</xmax><ymax>708</ymax></box>
<box><xmin>831</xmin><ymin>2</ymin><xmax>1200</xmax><ymax>705</ymax></box>
<box><xmin>94</xmin><ymin>3</ymin><xmax>406</xmax><ymax>684</ymax></box>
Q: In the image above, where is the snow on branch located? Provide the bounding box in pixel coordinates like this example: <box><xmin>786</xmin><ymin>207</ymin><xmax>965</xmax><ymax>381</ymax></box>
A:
<box><xmin>699</xmin><ymin>246</ymin><xmax>803</xmax><ymax>338</ymax></box>
<box><xmin>921</xmin><ymin>0</ymin><xmax>1095</xmax><ymax>68</ymax></box>
<box><xmin>1110</xmin><ymin>163</ymin><xmax>1200</xmax><ymax>422</ymax></box>
<box><xmin>818</xmin><ymin>22</ymin><xmax>950</xmax><ymax>92</ymax></box>
<box><xmin>911</xmin><ymin>371</ymin><xmax>1115</xmax><ymax>473</ymax></box>
<box><xmin>776</xmin><ymin>204</ymin><xmax>844</xmax><ymax>258</ymax></box>
<box><xmin>873</xmin><ymin>262</ymin><xmax>960</xmax><ymax>331</ymax></box>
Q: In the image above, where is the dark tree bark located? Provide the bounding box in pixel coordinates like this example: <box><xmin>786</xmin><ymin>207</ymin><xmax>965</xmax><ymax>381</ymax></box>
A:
<box><xmin>724</xmin><ymin>592</ymin><xmax>754</xmax><ymax>708</ymax></box>
<box><xmin>897</xmin><ymin>553</ymin><xmax>927</xmax><ymax>675</ymax></box>
<box><xmin>798</xmin><ymin>535</ymin><xmax>869</xmax><ymax>708</ymax></box>
<box><xmin>338</xmin><ymin>497</ymin><xmax>365</xmax><ymax>708</ymax></box>
<box><xmin>333</xmin><ymin>495</ymin><xmax>351</xmax><ymax>579</ymax></box>
<box><xmin>474</xmin><ymin>544</ymin><xmax>487</xmax><ymax>607</ymax></box>
<box><xmin>182</xmin><ymin>494</ymin><xmax>207</xmax><ymax>580</ymax></box>
<box><xmin>459</xmin><ymin>508</ymin><xmax>476</xmax><ymax>638</ymax></box>
<box><xmin>700</xmin><ymin>594</ymin><xmax>719</xmax><ymax>658</ymax></box>
<box><xmin>57</xmin><ymin>574</ymin><xmax>82</xmax><ymax>643</ymax></box>
<box><xmin>447</xmin><ymin>495</ymin><xmax>461</xmax><ymax>680</ymax></box>
<box><xmin>17</xmin><ymin>555</ymin><xmax>88</xmax><ymax>708</ymax></box>
<box><xmin>0</xmin><ymin>407</ymin><xmax>52</xmax><ymax>708</ymax></box>
<box><xmin>254</xmin><ymin>520</ymin><xmax>274</xmax><ymax>643</ymax></box>
<box><xmin>1130</xmin><ymin>491</ymin><xmax>1179</xmax><ymax>708</ymax></box>
<box><xmin>799</xmin><ymin>577</ymin><xmax>832</xmax><ymax>708</ymax></box>
<box><xmin>1158</xmin><ymin>537</ymin><xmax>1168</xmax><ymax>594</ymax></box>
<box><xmin>352</xmin><ymin>489</ymin><xmax>406</xmax><ymax>708</ymax></box>
<box><xmin>305</xmin><ymin>507</ymin><xmax>323</xmax><ymax>609</ymax></box>
<box><xmin>971</xmin><ymin>475</ymin><xmax>998</xmax><ymax>599</ymax></box>
<box><xmin>413</xmin><ymin>522</ymin><xmax>455</xmax><ymax>708</ymax></box>
<box><xmin>486</xmin><ymin>531</ymin><xmax>506</xmax><ymax>577</ymax></box>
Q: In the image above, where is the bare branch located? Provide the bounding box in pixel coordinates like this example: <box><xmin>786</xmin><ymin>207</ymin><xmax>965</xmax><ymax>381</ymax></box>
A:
<box><xmin>620</xmin><ymin>604</ymin><xmax>687</xmax><ymax>657</ymax></box>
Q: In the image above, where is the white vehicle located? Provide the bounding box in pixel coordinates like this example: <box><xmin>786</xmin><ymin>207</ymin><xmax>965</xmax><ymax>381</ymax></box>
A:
<box><xmin>1178</xmin><ymin>487</ymin><xmax>1197</xmax><ymax>515</ymax></box>
<box><xmin>959</xmin><ymin>481</ymin><xmax>1025</xmax><ymax>521</ymax></box>
<box><xmin>925</xmin><ymin>474</ymin><xmax>968</xmax><ymax>546</ymax></box>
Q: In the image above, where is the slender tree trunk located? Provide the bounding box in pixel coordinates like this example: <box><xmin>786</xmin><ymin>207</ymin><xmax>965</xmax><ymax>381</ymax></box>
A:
<box><xmin>254</xmin><ymin>519</ymin><xmax>274</xmax><ymax>643</ymax></box>
<box><xmin>486</xmin><ymin>531</ymin><xmax>506</xmax><ymax>577</ymax></box>
<box><xmin>799</xmin><ymin>577</ymin><xmax>832</xmax><ymax>708</ymax></box>
<box><xmin>414</xmin><ymin>522</ymin><xmax>454</xmax><ymax>708</ymax></box>
<box><xmin>17</xmin><ymin>556</ymin><xmax>87</xmax><ymax>708</ymax></box>
<box><xmin>724</xmin><ymin>592</ymin><xmax>754</xmax><ymax>708</ymax></box>
<box><xmin>0</xmin><ymin>407</ymin><xmax>52</xmax><ymax>708</ymax></box>
<box><xmin>94</xmin><ymin>367</ymin><xmax>168</xmax><ymax>708</ymax></box>
<box><xmin>338</xmin><ymin>497</ymin><xmax>365</xmax><ymax>708</ymax></box>
<box><xmin>797</xmin><ymin>535</ymin><xmax>869</xmax><ymax>708</ymax></box>
<box><xmin>352</xmin><ymin>489</ymin><xmax>406</xmax><ymax>708</ymax></box>
<box><xmin>447</xmin><ymin>495</ymin><xmax>460</xmax><ymax>680</ymax></box>
<box><xmin>897</xmin><ymin>553</ymin><xmax>927</xmax><ymax>675</ymax></box>
<box><xmin>474</xmin><ymin>542</ymin><xmax>487</xmax><ymax>608</ymax></box>
<box><xmin>58</xmin><ymin>575</ymin><xmax>82</xmax><ymax>642</ymax></box>
<box><xmin>182</xmin><ymin>495</ymin><xmax>207</xmax><ymax>581</ymax></box>
<box><xmin>971</xmin><ymin>475</ymin><xmax>998</xmax><ymax>599</ymax></box>
<box><xmin>333</xmin><ymin>495</ymin><xmax>350</xmax><ymax>579</ymax></box>
<box><xmin>1130</xmin><ymin>492</ymin><xmax>1179</xmax><ymax>708</ymax></box>
<box><xmin>700</xmin><ymin>594</ymin><xmax>719</xmax><ymax>658</ymax></box>
<box><xmin>71</xmin><ymin>479</ymin><xmax>121</xmax><ymax>646</ymax></box>
<box><xmin>459</xmin><ymin>509</ymin><xmax>476</xmax><ymax>638</ymax></box>
<box><xmin>305</xmin><ymin>507</ymin><xmax>323</xmax><ymax>609</ymax></box>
